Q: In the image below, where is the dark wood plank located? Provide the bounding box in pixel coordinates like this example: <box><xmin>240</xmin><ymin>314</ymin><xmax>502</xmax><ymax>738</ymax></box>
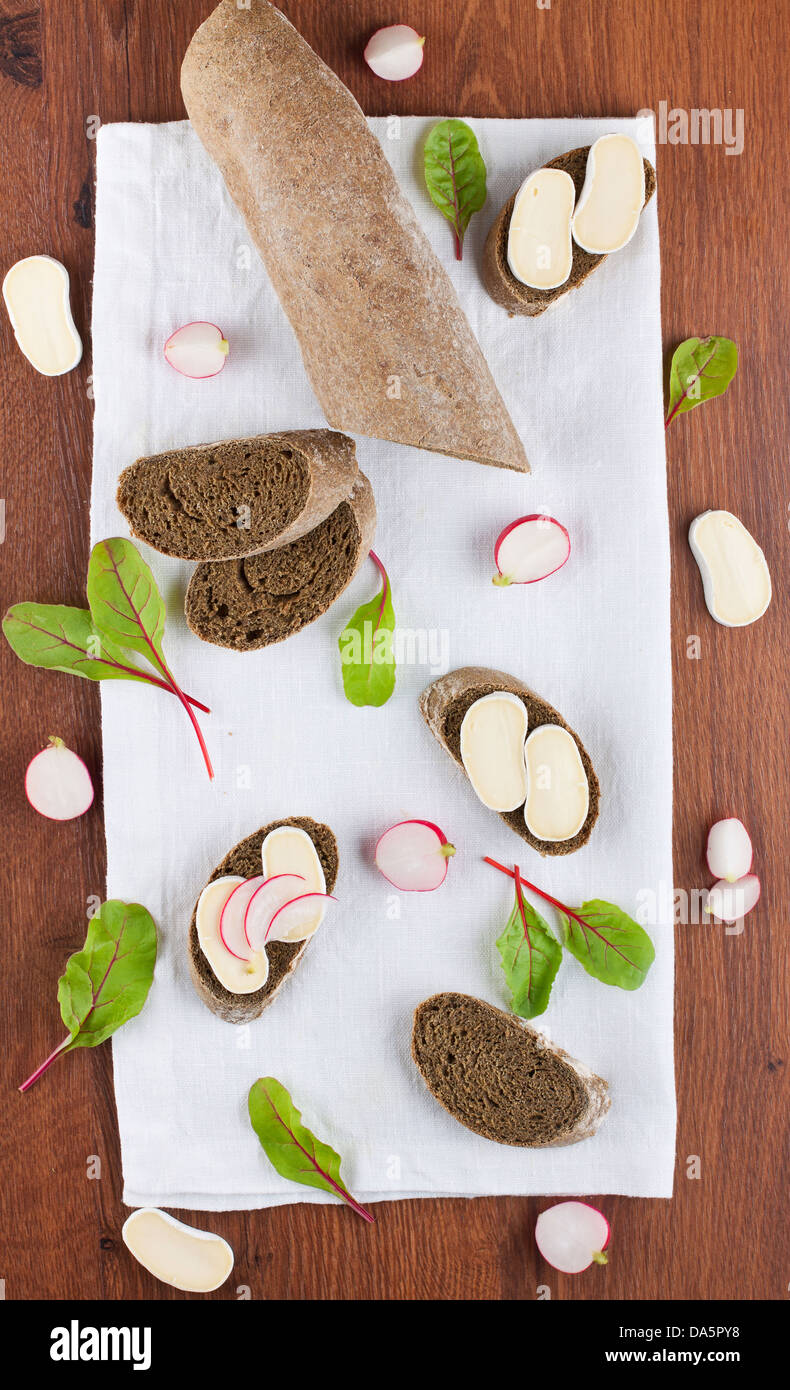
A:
<box><xmin>0</xmin><ymin>0</ymin><xmax>786</xmax><ymax>1301</ymax></box>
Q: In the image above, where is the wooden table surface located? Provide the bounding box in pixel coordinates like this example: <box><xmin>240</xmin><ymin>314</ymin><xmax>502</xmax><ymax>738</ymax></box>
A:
<box><xmin>1</xmin><ymin>0</ymin><xmax>787</xmax><ymax>1302</ymax></box>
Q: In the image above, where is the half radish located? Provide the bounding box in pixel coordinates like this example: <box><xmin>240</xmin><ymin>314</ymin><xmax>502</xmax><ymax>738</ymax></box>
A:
<box><xmin>493</xmin><ymin>515</ymin><xmax>570</xmax><ymax>587</ymax></box>
<box><xmin>164</xmin><ymin>321</ymin><xmax>229</xmax><ymax>378</ymax></box>
<box><xmin>375</xmin><ymin>820</ymin><xmax>455</xmax><ymax>891</ymax></box>
<box><xmin>706</xmin><ymin>818</ymin><xmax>753</xmax><ymax>883</ymax></box>
<box><xmin>266</xmin><ymin>893</ymin><xmax>336</xmax><ymax>944</ymax></box>
<box><xmin>244</xmin><ymin>874</ymin><xmax>306</xmax><ymax>951</ymax></box>
<box><xmin>364</xmin><ymin>25</ymin><xmax>425</xmax><ymax>81</ymax></box>
<box><xmin>25</xmin><ymin>737</ymin><xmax>94</xmax><ymax>820</ymax></box>
<box><xmin>219</xmin><ymin>876</ymin><xmax>266</xmax><ymax>959</ymax></box>
<box><xmin>535</xmin><ymin>1201</ymin><xmax>610</xmax><ymax>1274</ymax></box>
<box><xmin>706</xmin><ymin>874</ymin><xmax>761</xmax><ymax>923</ymax></box>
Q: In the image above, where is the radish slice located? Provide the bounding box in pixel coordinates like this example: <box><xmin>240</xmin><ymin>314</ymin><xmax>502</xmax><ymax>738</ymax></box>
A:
<box><xmin>706</xmin><ymin>874</ymin><xmax>761</xmax><ymax>923</ymax></box>
<box><xmin>535</xmin><ymin>1201</ymin><xmax>610</xmax><ymax>1274</ymax></box>
<box><xmin>375</xmin><ymin>820</ymin><xmax>455</xmax><ymax>892</ymax></box>
<box><xmin>493</xmin><ymin>515</ymin><xmax>570</xmax><ymax>586</ymax></box>
<box><xmin>244</xmin><ymin>874</ymin><xmax>306</xmax><ymax>951</ymax></box>
<box><xmin>219</xmin><ymin>876</ymin><xmax>266</xmax><ymax>959</ymax></box>
<box><xmin>267</xmin><ymin>893</ymin><xmax>336</xmax><ymax>944</ymax></box>
<box><xmin>706</xmin><ymin>818</ymin><xmax>753</xmax><ymax>883</ymax></box>
<box><xmin>25</xmin><ymin>737</ymin><xmax>94</xmax><ymax>820</ymax></box>
<box><xmin>164</xmin><ymin>321</ymin><xmax>229</xmax><ymax>378</ymax></box>
<box><xmin>364</xmin><ymin>25</ymin><xmax>425</xmax><ymax>81</ymax></box>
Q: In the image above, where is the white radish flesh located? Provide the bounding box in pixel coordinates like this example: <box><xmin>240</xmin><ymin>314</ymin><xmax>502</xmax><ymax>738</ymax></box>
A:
<box><xmin>375</xmin><ymin>820</ymin><xmax>455</xmax><ymax>891</ymax></box>
<box><xmin>25</xmin><ymin>738</ymin><xmax>94</xmax><ymax>820</ymax></box>
<box><xmin>267</xmin><ymin>893</ymin><xmax>335</xmax><ymax>944</ymax></box>
<box><xmin>493</xmin><ymin>515</ymin><xmax>570</xmax><ymax>586</ymax></box>
<box><xmin>244</xmin><ymin>873</ymin><xmax>306</xmax><ymax>951</ymax></box>
<box><xmin>706</xmin><ymin>818</ymin><xmax>753</xmax><ymax>882</ymax></box>
<box><xmin>535</xmin><ymin>1201</ymin><xmax>610</xmax><ymax>1274</ymax></box>
<box><xmin>706</xmin><ymin>875</ymin><xmax>761</xmax><ymax>923</ymax></box>
<box><xmin>219</xmin><ymin>876</ymin><xmax>266</xmax><ymax>959</ymax></box>
<box><xmin>164</xmin><ymin>321</ymin><xmax>229</xmax><ymax>378</ymax></box>
<box><xmin>364</xmin><ymin>25</ymin><xmax>425</xmax><ymax>81</ymax></box>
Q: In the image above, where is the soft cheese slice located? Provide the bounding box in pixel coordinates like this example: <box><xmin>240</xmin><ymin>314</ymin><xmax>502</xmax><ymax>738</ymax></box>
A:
<box><xmin>261</xmin><ymin>826</ymin><xmax>326</xmax><ymax>941</ymax></box>
<box><xmin>524</xmin><ymin>724</ymin><xmax>589</xmax><ymax>842</ymax></box>
<box><xmin>2</xmin><ymin>255</ymin><xmax>83</xmax><ymax>376</ymax></box>
<box><xmin>571</xmin><ymin>135</ymin><xmax>645</xmax><ymax>254</ymax></box>
<box><xmin>507</xmin><ymin>168</ymin><xmax>576</xmax><ymax>290</ymax></box>
<box><xmin>122</xmin><ymin>1208</ymin><xmax>233</xmax><ymax>1293</ymax></box>
<box><xmin>689</xmin><ymin>510</ymin><xmax>772</xmax><ymax>627</ymax></box>
<box><xmin>460</xmin><ymin>692</ymin><xmax>529</xmax><ymax>812</ymax></box>
<box><xmin>196</xmin><ymin>875</ymin><xmax>269</xmax><ymax>993</ymax></box>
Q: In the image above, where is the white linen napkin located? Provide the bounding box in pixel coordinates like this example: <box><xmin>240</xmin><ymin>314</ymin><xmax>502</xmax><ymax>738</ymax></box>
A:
<box><xmin>92</xmin><ymin>116</ymin><xmax>675</xmax><ymax>1208</ymax></box>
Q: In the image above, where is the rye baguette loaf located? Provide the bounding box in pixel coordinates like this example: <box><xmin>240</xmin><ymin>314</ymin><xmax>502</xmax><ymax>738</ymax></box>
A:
<box><xmin>412</xmin><ymin>993</ymin><xmax>610</xmax><ymax>1146</ymax></box>
<box><xmin>185</xmin><ymin>471</ymin><xmax>376</xmax><ymax>651</ymax></box>
<box><xmin>188</xmin><ymin>816</ymin><xmax>338</xmax><ymax>1024</ymax></box>
<box><xmin>181</xmin><ymin>1</ymin><xmax>528</xmax><ymax>473</ymax></box>
<box><xmin>482</xmin><ymin>147</ymin><xmax>656</xmax><ymax>316</ymax></box>
<box><xmin>419</xmin><ymin>666</ymin><xmax>600</xmax><ymax>855</ymax></box>
<box><xmin>117</xmin><ymin>429</ymin><xmax>359</xmax><ymax>561</ymax></box>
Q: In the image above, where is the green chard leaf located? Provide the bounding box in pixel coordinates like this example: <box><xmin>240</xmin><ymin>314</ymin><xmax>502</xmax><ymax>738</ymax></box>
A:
<box><xmin>86</xmin><ymin>537</ymin><xmax>168</xmax><ymax>670</ymax></box>
<box><xmin>424</xmin><ymin>118</ymin><xmax>487</xmax><ymax>260</ymax></box>
<box><xmin>665</xmin><ymin>335</ymin><xmax>738</xmax><ymax>427</ymax></box>
<box><xmin>338</xmin><ymin>551</ymin><xmax>396</xmax><ymax>708</ymax></box>
<box><xmin>19</xmin><ymin>900</ymin><xmax>157</xmax><ymax>1092</ymax></box>
<box><xmin>248</xmin><ymin>1077</ymin><xmax>374</xmax><ymax>1224</ymax></box>
<box><xmin>497</xmin><ymin>878</ymin><xmax>562</xmax><ymax>1020</ymax></box>
<box><xmin>557</xmin><ymin>900</ymin><xmax>655</xmax><ymax>991</ymax></box>
<box><xmin>3</xmin><ymin>602</ymin><xmax>172</xmax><ymax>690</ymax></box>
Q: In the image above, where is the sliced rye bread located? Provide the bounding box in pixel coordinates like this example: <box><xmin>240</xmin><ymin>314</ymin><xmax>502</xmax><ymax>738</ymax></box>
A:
<box><xmin>117</xmin><ymin>429</ymin><xmax>359</xmax><ymax>562</ymax></box>
<box><xmin>412</xmin><ymin>992</ymin><xmax>610</xmax><ymax>1146</ymax></box>
<box><xmin>185</xmin><ymin>471</ymin><xmax>376</xmax><ymax>651</ymax></box>
<box><xmin>419</xmin><ymin>666</ymin><xmax>599</xmax><ymax>855</ymax></box>
<box><xmin>181</xmin><ymin>1</ymin><xmax>528</xmax><ymax>473</ymax></box>
<box><xmin>482</xmin><ymin>147</ymin><xmax>657</xmax><ymax>316</ymax></box>
<box><xmin>188</xmin><ymin>816</ymin><xmax>338</xmax><ymax>1024</ymax></box>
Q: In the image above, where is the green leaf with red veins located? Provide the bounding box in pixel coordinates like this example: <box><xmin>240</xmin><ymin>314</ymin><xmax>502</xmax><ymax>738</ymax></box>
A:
<box><xmin>665</xmin><ymin>336</ymin><xmax>738</xmax><ymax>427</ymax></box>
<box><xmin>86</xmin><ymin>537</ymin><xmax>168</xmax><ymax>670</ymax></box>
<box><xmin>338</xmin><ymin>551</ymin><xmax>396</xmax><ymax>708</ymax></box>
<box><xmin>557</xmin><ymin>900</ymin><xmax>655</xmax><ymax>990</ymax></box>
<box><xmin>496</xmin><ymin>881</ymin><xmax>562</xmax><ymax>1020</ymax></box>
<box><xmin>424</xmin><ymin>119</ymin><xmax>487</xmax><ymax>260</ymax></box>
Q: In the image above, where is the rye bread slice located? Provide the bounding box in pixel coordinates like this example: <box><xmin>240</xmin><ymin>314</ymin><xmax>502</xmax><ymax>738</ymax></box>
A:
<box><xmin>412</xmin><ymin>992</ymin><xmax>610</xmax><ymax>1146</ymax></box>
<box><xmin>181</xmin><ymin>1</ymin><xmax>528</xmax><ymax>473</ymax></box>
<box><xmin>188</xmin><ymin>816</ymin><xmax>338</xmax><ymax>1024</ymax></box>
<box><xmin>117</xmin><ymin>429</ymin><xmax>359</xmax><ymax>562</ymax></box>
<box><xmin>482</xmin><ymin>147</ymin><xmax>657</xmax><ymax>316</ymax></box>
<box><xmin>185</xmin><ymin>471</ymin><xmax>376</xmax><ymax>651</ymax></box>
<box><xmin>419</xmin><ymin>666</ymin><xmax>600</xmax><ymax>855</ymax></box>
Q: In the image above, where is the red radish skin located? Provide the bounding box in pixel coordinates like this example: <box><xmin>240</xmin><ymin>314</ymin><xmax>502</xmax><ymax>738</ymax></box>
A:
<box><xmin>375</xmin><ymin>820</ymin><xmax>456</xmax><ymax>892</ymax></box>
<box><xmin>164</xmin><ymin>321</ymin><xmax>229</xmax><ymax>379</ymax></box>
<box><xmin>493</xmin><ymin>515</ymin><xmax>570</xmax><ymax>587</ymax></box>
<box><xmin>25</xmin><ymin>737</ymin><xmax>94</xmax><ymax>820</ymax></box>
<box><xmin>244</xmin><ymin>873</ymin><xmax>306</xmax><ymax>951</ymax></box>
<box><xmin>219</xmin><ymin>876</ymin><xmax>266</xmax><ymax>959</ymax></box>
<box><xmin>266</xmin><ymin>892</ymin><xmax>337</xmax><ymax>943</ymax></box>
<box><xmin>535</xmin><ymin>1201</ymin><xmax>610</xmax><ymax>1274</ymax></box>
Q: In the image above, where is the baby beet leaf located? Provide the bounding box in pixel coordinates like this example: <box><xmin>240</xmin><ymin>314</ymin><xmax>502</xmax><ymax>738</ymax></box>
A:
<box><xmin>248</xmin><ymin>1077</ymin><xmax>374</xmax><ymax>1224</ymax></box>
<box><xmin>87</xmin><ymin>538</ymin><xmax>213</xmax><ymax>778</ymax></box>
<box><xmin>19</xmin><ymin>900</ymin><xmax>157</xmax><ymax>1093</ymax></box>
<box><xmin>496</xmin><ymin>869</ymin><xmax>562</xmax><ymax>1019</ymax></box>
<box><xmin>665</xmin><ymin>336</ymin><xmax>738</xmax><ymax>428</ymax></box>
<box><xmin>338</xmin><ymin>550</ymin><xmax>396</xmax><ymax>708</ymax></box>
<box><xmin>424</xmin><ymin>118</ymin><xmax>487</xmax><ymax>259</ymax></box>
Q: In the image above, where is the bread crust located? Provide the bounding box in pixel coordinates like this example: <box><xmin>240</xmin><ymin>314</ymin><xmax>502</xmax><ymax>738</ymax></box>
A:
<box><xmin>181</xmin><ymin>1</ymin><xmax>528</xmax><ymax>473</ymax></box>
<box><xmin>482</xmin><ymin>147</ymin><xmax>657</xmax><ymax>316</ymax></box>
<box><xmin>419</xmin><ymin>666</ymin><xmax>600</xmax><ymax>855</ymax></box>
<box><xmin>188</xmin><ymin>816</ymin><xmax>339</xmax><ymax>1024</ymax></box>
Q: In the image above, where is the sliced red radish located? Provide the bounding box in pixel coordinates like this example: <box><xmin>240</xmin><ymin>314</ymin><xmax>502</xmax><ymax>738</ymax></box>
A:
<box><xmin>535</xmin><ymin>1201</ymin><xmax>610</xmax><ymax>1274</ymax></box>
<box><xmin>244</xmin><ymin>873</ymin><xmax>306</xmax><ymax>951</ymax></box>
<box><xmin>363</xmin><ymin>25</ymin><xmax>425</xmax><ymax>81</ymax></box>
<box><xmin>375</xmin><ymin>820</ymin><xmax>455</xmax><ymax>892</ymax></box>
<box><xmin>219</xmin><ymin>876</ymin><xmax>266</xmax><ymax>959</ymax></box>
<box><xmin>706</xmin><ymin>874</ymin><xmax>761</xmax><ymax>923</ymax></box>
<box><xmin>25</xmin><ymin>737</ymin><xmax>94</xmax><ymax>821</ymax></box>
<box><xmin>266</xmin><ymin>893</ymin><xmax>336</xmax><ymax>944</ymax></box>
<box><xmin>706</xmin><ymin>818</ymin><xmax>753</xmax><ymax>883</ymax></box>
<box><xmin>493</xmin><ymin>515</ymin><xmax>570</xmax><ymax>587</ymax></box>
<box><xmin>164</xmin><ymin>321</ymin><xmax>229</xmax><ymax>378</ymax></box>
